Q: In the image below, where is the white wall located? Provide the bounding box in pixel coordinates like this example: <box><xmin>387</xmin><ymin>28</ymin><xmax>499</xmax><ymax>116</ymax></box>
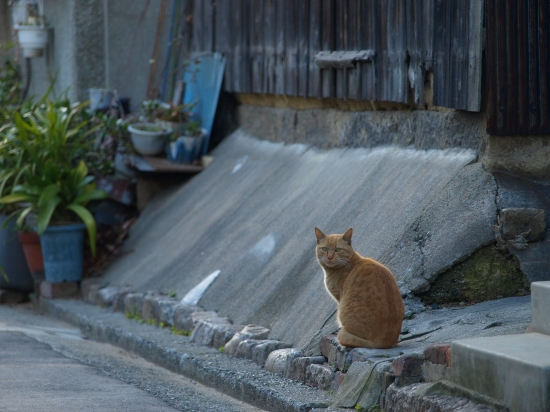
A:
<box><xmin>6</xmin><ymin>0</ymin><xmax>177</xmax><ymax>110</ymax></box>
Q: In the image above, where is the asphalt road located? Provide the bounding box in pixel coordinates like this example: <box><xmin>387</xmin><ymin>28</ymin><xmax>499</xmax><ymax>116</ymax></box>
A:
<box><xmin>0</xmin><ymin>303</ymin><xmax>264</xmax><ymax>412</ymax></box>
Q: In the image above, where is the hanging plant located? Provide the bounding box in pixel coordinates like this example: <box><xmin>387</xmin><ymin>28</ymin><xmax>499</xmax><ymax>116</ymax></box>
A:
<box><xmin>10</xmin><ymin>0</ymin><xmax>50</xmax><ymax>58</ymax></box>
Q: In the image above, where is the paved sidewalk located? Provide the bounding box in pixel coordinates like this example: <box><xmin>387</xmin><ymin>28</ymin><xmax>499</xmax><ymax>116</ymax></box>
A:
<box><xmin>0</xmin><ymin>332</ymin><xmax>180</xmax><ymax>412</ymax></box>
<box><xmin>36</xmin><ymin>298</ymin><xmax>336</xmax><ymax>412</ymax></box>
<box><xmin>0</xmin><ymin>304</ymin><xmax>265</xmax><ymax>412</ymax></box>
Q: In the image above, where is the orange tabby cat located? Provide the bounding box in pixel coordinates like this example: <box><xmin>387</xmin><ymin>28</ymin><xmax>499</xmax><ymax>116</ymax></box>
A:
<box><xmin>315</xmin><ymin>227</ymin><xmax>404</xmax><ymax>348</ymax></box>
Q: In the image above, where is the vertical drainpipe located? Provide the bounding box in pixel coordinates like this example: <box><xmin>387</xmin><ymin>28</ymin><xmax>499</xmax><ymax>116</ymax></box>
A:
<box><xmin>103</xmin><ymin>0</ymin><xmax>110</xmax><ymax>88</ymax></box>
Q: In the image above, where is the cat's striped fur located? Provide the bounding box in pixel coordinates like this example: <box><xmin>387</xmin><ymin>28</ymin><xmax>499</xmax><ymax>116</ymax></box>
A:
<box><xmin>315</xmin><ymin>227</ymin><xmax>404</xmax><ymax>348</ymax></box>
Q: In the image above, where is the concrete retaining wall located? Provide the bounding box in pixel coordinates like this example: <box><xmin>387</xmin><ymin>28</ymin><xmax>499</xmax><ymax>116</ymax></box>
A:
<box><xmin>238</xmin><ymin>105</ymin><xmax>487</xmax><ymax>154</ymax></box>
<box><xmin>103</xmin><ymin>129</ymin><xmax>497</xmax><ymax>349</ymax></box>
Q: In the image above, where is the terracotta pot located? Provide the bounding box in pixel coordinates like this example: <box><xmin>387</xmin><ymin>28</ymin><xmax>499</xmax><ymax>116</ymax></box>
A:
<box><xmin>18</xmin><ymin>231</ymin><xmax>44</xmax><ymax>279</ymax></box>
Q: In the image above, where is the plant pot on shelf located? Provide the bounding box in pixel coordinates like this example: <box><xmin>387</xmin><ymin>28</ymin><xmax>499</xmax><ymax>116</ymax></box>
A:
<box><xmin>40</xmin><ymin>223</ymin><xmax>85</xmax><ymax>283</ymax></box>
<box><xmin>16</xmin><ymin>26</ymin><xmax>49</xmax><ymax>58</ymax></box>
<box><xmin>166</xmin><ymin>128</ymin><xmax>206</xmax><ymax>164</ymax></box>
<box><xmin>128</xmin><ymin>123</ymin><xmax>170</xmax><ymax>156</ymax></box>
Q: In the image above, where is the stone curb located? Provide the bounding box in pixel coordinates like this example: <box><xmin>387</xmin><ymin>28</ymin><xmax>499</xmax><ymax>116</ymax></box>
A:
<box><xmin>37</xmin><ymin>297</ymin><xmax>334</xmax><ymax>412</ymax></box>
<box><xmin>62</xmin><ymin>281</ymin><xmax>500</xmax><ymax>411</ymax></box>
<box><xmin>80</xmin><ymin>282</ymin><xmax>348</xmax><ymax>391</ymax></box>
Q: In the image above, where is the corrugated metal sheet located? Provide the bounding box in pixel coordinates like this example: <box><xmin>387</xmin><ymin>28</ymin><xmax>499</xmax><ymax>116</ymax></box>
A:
<box><xmin>192</xmin><ymin>0</ymin><xmax>483</xmax><ymax>111</ymax></box>
<box><xmin>486</xmin><ymin>0</ymin><xmax>550</xmax><ymax>135</ymax></box>
<box><xmin>433</xmin><ymin>0</ymin><xmax>483</xmax><ymax>111</ymax></box>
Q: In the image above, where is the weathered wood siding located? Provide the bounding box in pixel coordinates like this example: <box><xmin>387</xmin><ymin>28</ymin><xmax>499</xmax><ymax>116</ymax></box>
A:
<box><xmin>486</xmin><ymin>0</ymin><xmax>550</xmax><ymax>135</ymax></box>
<box><xmin>193</xmin><ymin>0</ymin><xmax>483</xmax><ymax>111</ymax></box>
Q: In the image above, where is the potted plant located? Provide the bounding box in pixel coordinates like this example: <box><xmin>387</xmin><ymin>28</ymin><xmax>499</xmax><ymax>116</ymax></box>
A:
<box><xmin>0</xmin><ymin>101</ymin><xmax>107</xmax><ymax>283</ymax></box>
<box><xmin>12</xmin><ymin>1</ymin><xmax>49</xmax><ymax>58</ymax></box>
<box><xmin>0</xmin><ymin>67</ymin><xmax>35</xmax><ymax>291</ymax></box>
<box><xmin>145</xmin><ymin>101</ymin><xmax>189</xmax><ymax>132</ymax></box>
<box><xmin>137</xmin><ymin>100</ymin><xmax>205</xmax><ymax>164</ymax></box>
<box><xmin>0</xmin><ymin>122</ymin><xmax>43</xmax><ymax>286</ymax></box>
<box><xmin>166</xmin><ymin>119</ymin><xmax>206</xmax><ymax>164</ymax></box>
<box><xmin>127</xmin><ymin>122</ymin><xmax>171</xmax><ymax>156</ymax></box>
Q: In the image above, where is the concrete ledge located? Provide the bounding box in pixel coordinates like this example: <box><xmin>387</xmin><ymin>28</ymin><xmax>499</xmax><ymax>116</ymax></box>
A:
<box><xmin>36</xmin><ymin>298</ymin><xmax>333</xmax><ymax>412</ymax></box>
<box><xmin>451</xmin><ymin>333</ymin><xmax>550</xmax><ymax>412</ymax></box>
<box><xmin>531</xmin><ymin>281</ymin><xmax>550</xmax><ymax>335</ymax></box>
<box><xmin>40</xmin><ymin>282</ymin><xmax>79</xmax><ymax>299</ymax></box>
<box><xmin>385</xmin><ymin>382</ymin><xmax>502</xmax><ymax>412</ymax></box>
<box><xmin>238</xmin><ymin>105</ymin><xmax>486</xmax><ymax>153</ymax></box>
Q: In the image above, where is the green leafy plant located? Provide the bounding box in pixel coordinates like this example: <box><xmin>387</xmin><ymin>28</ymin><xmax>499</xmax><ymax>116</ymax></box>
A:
<box><xmin>0</xmin><ymin>101</ymin><xmax>107</xmax><ymax>254</ymax></box>
<box><xmin>171</xmin><ymin>119</ymin><xmax>202</xmax><ymax>140</ymax></box>
<box><xmin>1</xmin><ymin>161</ymin><xmax>106</xmax><ymax>254</ymax></box>
<box><xmin>140</xmin><ymin>100</ymin><xmax>191</xmax><ymax>124</ymax></box>
<box><xmin>125</xmin><ymin>304</ymin><xmax>139</xmax><ymax>320</ymax></box>
<box><xmin>16</xmin><ymin>3</ymin><xmax>47</xmax><ymax>26</ymax></box>
<box><xmin>131</xmin><ymin>123</ymin><xmax>166</xmax><ymax>133</ymax></box>
<box><xmin>0</xmin><ymin>43</ymin><xmax>22</xmax><ymax>111</ymax></box>
<box><xmin>90</xmin><ymin>112</ymin><xmax>129</xmax><ymax>174</ymax></box>
<box><xmin>135</xmin><ymin>99</ymin><xmax>201</xmax><ymax>142</ymax></box>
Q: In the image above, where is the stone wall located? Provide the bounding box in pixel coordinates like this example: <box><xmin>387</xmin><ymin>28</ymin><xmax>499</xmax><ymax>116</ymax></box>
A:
<box><xmin>483</xmin><ymin>136</ymin><xmax>550</xmax><ymax>181</ymax></box>
<box><xmin>238</xmin><ymin>104</ymin><xmax>487</xmax><ymax>155</ymax></box>
<box><xmin>237</xmin><ymin>94</ymin><xmax>550</xmax><ymax>181</ymax></box>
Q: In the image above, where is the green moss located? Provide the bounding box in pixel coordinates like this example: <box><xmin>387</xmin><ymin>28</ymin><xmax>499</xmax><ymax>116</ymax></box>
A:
<box><xmin>420</xmin><ymin>245</ymin><xmax>529</xmax><ymax>305</ymax></box>
<box><xmin>170</xmin><ymin>326</ymin><xmax>191</xmax><ymax>336</ymax></box>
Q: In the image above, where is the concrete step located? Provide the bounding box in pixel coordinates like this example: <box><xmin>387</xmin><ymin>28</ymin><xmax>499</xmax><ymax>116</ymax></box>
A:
<box><xmin>531</xmin><ymin>281</ymin><xmax>550</xmax><ymax>335</ymax></box>
<box><xmin>451</xmin><ymin>333</ymin><xmax>550</xmax><ymax>412</ymax></box>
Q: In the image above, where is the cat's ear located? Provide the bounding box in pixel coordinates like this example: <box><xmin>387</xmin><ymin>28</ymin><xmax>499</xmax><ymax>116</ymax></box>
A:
<box><xmin>314</xmin><ymin>227</ymin><xmax>326</xmax><ymax>242</ymax></box>
<box><xmin>342</xmin><ymin>228</ymin><xmax>353</xmax><ymax>245</ymax></box>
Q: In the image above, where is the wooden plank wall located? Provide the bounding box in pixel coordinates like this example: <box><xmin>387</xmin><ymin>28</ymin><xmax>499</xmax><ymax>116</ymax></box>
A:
<box><xmin>193</xmin><ymin>0</ymin><xmax>483</xmax><ymax>111</ymax></box>
<box><xmin>486</xmin><ymin>0</ymin><xmax>550</xmax><ymax>135</ymax></box>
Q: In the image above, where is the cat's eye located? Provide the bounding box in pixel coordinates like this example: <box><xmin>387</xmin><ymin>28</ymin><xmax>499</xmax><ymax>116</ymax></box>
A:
<box><xmin>335</xmin><ymin>248</ymin><xmax>343</xmax><ymax>252</ymax></box>
<box><xmin>321</xmin><ymin>247</ymin><xmax>328</xmax><ymax>252</ymax></box>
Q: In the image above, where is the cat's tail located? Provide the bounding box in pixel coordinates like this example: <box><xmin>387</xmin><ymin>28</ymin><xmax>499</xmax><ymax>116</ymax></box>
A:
<box><xmin>337</xmin><ymin>326</ymin><xmax>395</xmax><ymax>349</ymax></box>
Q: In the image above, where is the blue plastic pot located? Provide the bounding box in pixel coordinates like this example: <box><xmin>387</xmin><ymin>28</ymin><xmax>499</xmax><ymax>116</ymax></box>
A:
<box><xmin>40</xmin><ymin>224</ymin><xmax>85</xmax><ymax>283</ymax></box>
<box><xmin>166</xmin><ymin>129</ymin><xmax>206</xmax><ymax>164</ymax></box>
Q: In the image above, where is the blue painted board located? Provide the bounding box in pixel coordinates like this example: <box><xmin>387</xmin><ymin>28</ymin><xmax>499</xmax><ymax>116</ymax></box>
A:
<box><xmin>183</xmin><ymin>52</ymin><xmax>226</xmax><ymax>154</ymax></box>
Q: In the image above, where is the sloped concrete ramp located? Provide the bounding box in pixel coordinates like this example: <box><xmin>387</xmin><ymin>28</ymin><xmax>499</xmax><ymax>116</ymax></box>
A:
<box><xmin>104</xmin><ymin>130</ymin><xmax>496</xmax><ymax>349</ymax></box>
